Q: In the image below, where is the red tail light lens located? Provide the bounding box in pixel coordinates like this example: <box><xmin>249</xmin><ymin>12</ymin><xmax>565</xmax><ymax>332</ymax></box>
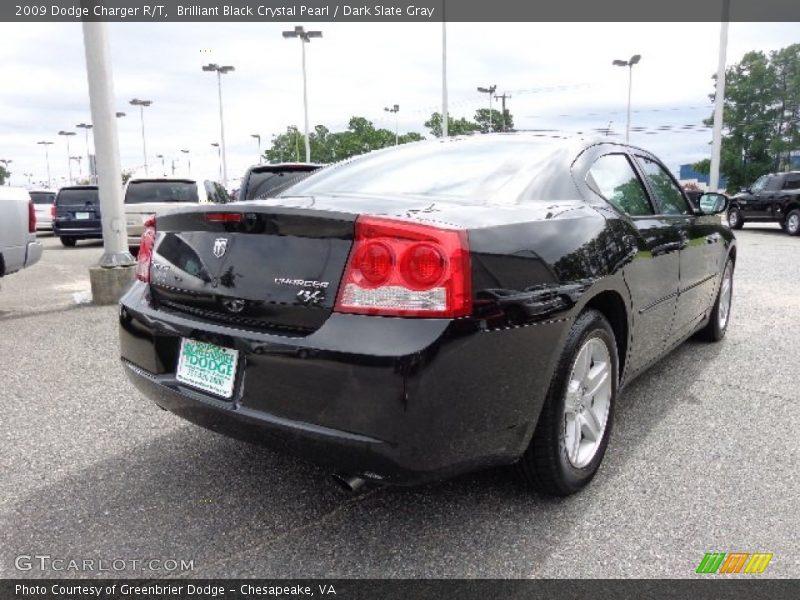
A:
<box><xmin>28</xmin><ymin>200</ymin><xmax>36</xmax><ymax>233</ymax></box>
<box><xmin>135</xmin><ymin>216</ymin><xmax>156</xmax><ymax>283</ymax></box>
<box><xmin>335</xmin><ymin>216</ymin><xmax>472</xmax><ymax>318</ymax></box>
<box><xmin>50</xmin><ymin>204</ymin><xmax>56</xmax><ymax>219</ymax></box>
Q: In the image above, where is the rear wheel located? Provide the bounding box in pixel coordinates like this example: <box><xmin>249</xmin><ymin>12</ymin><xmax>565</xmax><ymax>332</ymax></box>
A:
<box><xmin>697</xmin><ymin>258</ymin><xmax>734</xmax><ymax>342</ymax></box>
<box><xmin>60</xmin><ymin>237</ymin><xmax>77</xmax><ymax>247</ymax></box>
<box><xmin>727</xmin><ymin>207</ymin><xmax>744</xmax><ymax>230</ymax></box>
<box><xmin>519</xmin><ymin>309</ymin><xmax>618</xmax><ymax>496</ymax></box>
<box><xmin>785</xmin><ymin>209</ymin><xmax>800</xmax><ymax>236</ymax></box>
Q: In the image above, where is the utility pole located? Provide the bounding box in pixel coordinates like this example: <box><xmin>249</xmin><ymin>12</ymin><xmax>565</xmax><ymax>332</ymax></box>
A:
<box><xmin>37</xmin><ymin>141</ymin><xmax>54</xmax><ymax>188</ymax></box>
<box><xmin>282</xmin><ymin>26</ymin><xmax>322</xmax><ymax>163</ymax></box>
<box><xmin>384</xmin><ymin>104</ymin><xmax>400</xmax><ymax>145</ymax></box>
<box><xmin>493</xmin><ymin>92</ymin><xmax>511</xmax><ymax>132</ymax></box>
<box><xmin>442</xmin><ymin>21</ymin><xmax>449</xmax><ymax>138</ymax></box>
<box><xmin>477</xmin><ymin>85</ymin><xmax>497</xmax><ymax>132</ymax></box>
<box><xmin>710</xmin><ymin>0</ymin><xmax>730</xmax><ymax>192</ymax></box>
<box><xmin>81</xmin><ymin>20</ymin><xmax>136</xmax><ymax>303</ymax></box>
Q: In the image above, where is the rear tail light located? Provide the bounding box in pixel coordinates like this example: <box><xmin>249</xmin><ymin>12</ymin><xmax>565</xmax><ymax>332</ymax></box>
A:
<box><xmin>335</xmin><ymin>216</ymin><xmax>472</xmax><ymax>318</ymax></box>
<box><xmin>135</xmin><ymin>216</ymin><xmax>156</xmax><ymax>283</ymax></box>
<box><xmin>50</xmin><ymin>205</ymin><xmax>56</xmax><ymax>220</ymax></box>
<box><xmin>28</xmin><ymin>200</ymin><xmax>36</xmax><ymax>233</ymax></box>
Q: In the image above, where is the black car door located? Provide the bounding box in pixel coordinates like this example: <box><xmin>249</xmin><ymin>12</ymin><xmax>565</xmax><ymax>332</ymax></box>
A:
<box><xmin>584</xmin><ymin>152</ymin><xmax>682</xmax><ymax>372</ymax></box>
<box><xmin>634</xmin><ymin>154</ymin><xmax>720</xmax><ymax>342</ymax></box>
<box><xmin>742</xmin><ymin>175</ymin><xmax>775</xmax><ymax>220</ymax></box>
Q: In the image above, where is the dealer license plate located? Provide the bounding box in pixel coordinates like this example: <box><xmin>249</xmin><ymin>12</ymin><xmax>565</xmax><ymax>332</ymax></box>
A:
<box><xmin>75</xmin><ymin>212</ymin><xmax>90</xmax><ymax>219</ymax></box>
<box><xmin>176</xmin><ymin>339</ymin><xmax>239</xmax><ymax>398</ymax></box>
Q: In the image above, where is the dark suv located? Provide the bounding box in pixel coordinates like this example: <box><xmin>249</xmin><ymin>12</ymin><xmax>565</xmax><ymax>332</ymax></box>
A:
<box><xmin>237</xmin><ymin>163</ymin><xmax>323</xmax><ymax>201</ymax></box>
<box><xmin>728</xmin><ymin>171</ymin><xmax>800</xmax><ymax>235</ymax></box>
<box><xmin>52</xmin><ymin>185</ymin><xmax>102</xmax><ymax>247</ymax></box>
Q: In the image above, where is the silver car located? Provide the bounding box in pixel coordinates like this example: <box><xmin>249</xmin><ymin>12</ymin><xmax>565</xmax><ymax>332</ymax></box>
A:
<box><xmin>29</xmin><ymin>190</ymin><xmax>56</xmax><ymax>231</ymax></box>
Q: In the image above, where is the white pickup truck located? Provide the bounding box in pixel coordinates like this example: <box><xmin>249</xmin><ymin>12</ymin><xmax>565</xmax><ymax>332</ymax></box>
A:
<box><xmin>0</xmin><ymin>187</ymin><xmax>43</xmax><ymax>278</ymax></box>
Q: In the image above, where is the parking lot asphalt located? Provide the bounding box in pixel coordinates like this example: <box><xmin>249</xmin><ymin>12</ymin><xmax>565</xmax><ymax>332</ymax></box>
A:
<box><xmin>1</xmin><ymin>228</ymin><xmax>798</xmax><ymax>579</ymax></box>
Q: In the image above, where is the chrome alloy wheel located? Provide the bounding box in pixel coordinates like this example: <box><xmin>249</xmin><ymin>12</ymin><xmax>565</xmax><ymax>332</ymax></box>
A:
<box><xmin>563</xmin><ymin>338</ymin><xmax>613</xmax><ymax>469</ymax></box>
<box><xmin>787</xmin><ymin>213</ymin><xmax>800</xmax><ymax>235</ymax></box>
<box><xmin>718</xmin><ymin>261</ymin><xmax>733</xmax><ymax>330</ymax></box>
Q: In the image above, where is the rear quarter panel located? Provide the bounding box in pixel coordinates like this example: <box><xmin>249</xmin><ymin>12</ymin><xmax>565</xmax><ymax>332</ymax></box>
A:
<box><xmin>0</xmin><ymin>190</ymin><xmax>30</xmax><ymax>275</ymax></box>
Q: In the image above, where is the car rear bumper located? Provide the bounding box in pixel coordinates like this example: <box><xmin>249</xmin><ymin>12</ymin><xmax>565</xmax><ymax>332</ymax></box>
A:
<box><xmin>119</xmin><ymin>282</ymin><xmax>567</xmax><ymax>485</ymax></box>
<box><xmin>53</xmin><ymin>222</ymin><xmax>103</xmax><ymax>238</ymax></box>
<box><xmin>25</xmin><ymin>238</ymin><xmax>43</xmax><ymax>268</ymax></box>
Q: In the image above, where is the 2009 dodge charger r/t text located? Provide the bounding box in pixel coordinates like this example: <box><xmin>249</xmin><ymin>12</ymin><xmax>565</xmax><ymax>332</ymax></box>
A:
<box><xmin>119</xmin><ymin>135</ymin><xmax>735</xmax><ymax>495</ymax></box>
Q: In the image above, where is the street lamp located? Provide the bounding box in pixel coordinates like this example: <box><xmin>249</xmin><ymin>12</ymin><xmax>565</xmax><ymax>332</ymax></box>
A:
<box><xmin>37</xmin><ymin>141</ymin><xmax>54</xmax><ymax>188</ymax></box>
<box><xmin>612</xmin><ymin>54</ymin><xmax>641</xmax><ymax>143</ymax></box>
<box><xmin>250</xmin><ymin>133</ymin><xmax>262</xmax><ymax>163</ymax></box>
<box><xmin>129</xmin><ymin>98</ymin><xmax>152</xmax><ymax>174</ymax></box>
<box><xmin>155</xmin><ymin>153</ymin><xmax>165</xmax><ymax>175</ymax></box>
<box><xmin>477</xmin><ymin>85</ymin><xmax>497</xmax><ymax>132</ymax></box>
<box><xmin>76</xmin><ymin>123</ymin><xmax>93</xmax><ymax>182</ymax></box>
<box><xmin>115</xmin><ymin>111</ymin><xmax>126</xmax><ymax>118</ymax></box>
<box><xmin>58</xmin><ymin>131</ymin><xmax>76</xmax><ymax>184</ymax></box>
<box><xmin>282</xmin><ymin>26</ymin><xmax>322</xmax><ymax>163</ymax></box>
<box><xmin>181</xmin><ymin>149</ymin><xmax>191</xmax><ymax>175</ymax></box>
<box><xmin>211</xmin><ymin>142</ymin><xmax>221</xmax><ymax>181</ymax></box>
<box><xmin>384</xmin><ymin>104</ymin><xmax>400</xmax><ymax>145</ymax></box>
<box><xmin>70</xmin><ymin>156</ymin><xmax>83</xmax><ymax>179</ymax></box>
<box><xmin>202</xmin><ymin>63</ymin><xmax>235</xmax><ymax>187</ymax></box>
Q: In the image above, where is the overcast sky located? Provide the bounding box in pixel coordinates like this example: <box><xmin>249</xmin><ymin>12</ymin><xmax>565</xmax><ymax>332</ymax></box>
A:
<box><xmin>1</xmin><ymin>21</ymin><xmax>798</xmax><ymax>189</ymax></box>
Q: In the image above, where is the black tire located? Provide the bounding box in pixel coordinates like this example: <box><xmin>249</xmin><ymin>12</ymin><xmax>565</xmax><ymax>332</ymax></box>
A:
<box><xmin>60</xmin><ymin>237</ymin><xmax>77</xmax><ymax>247</ymax></box>
<box><xmin>785</xmin><ymin>209</ymin><xmax>800</xmax><ymax>236</ymax></box>
<box><xmin>727</xmin><ymin>207</ymin><xmax>744</xmax><ymax>230</ymax></box>
<box><xmin>697</xmin><ymin>258</ymin><xmax>734</xmax><ymax>342</ymax></box>
<box><xmin>129</xmin><ymin>246</ymin><xmax>139</xmax><ymax>258</ymax></box>
<box><xmin>519</xmin><ymin>309</ymin><xmax>618</xmax><ymax>496</ymax></box>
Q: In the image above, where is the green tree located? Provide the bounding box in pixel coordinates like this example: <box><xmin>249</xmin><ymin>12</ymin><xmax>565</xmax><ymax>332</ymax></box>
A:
<box><xmin>706</xmin><ymin>43</ymin><xmax>799</xmax><ymax>191</ymax></box>
<box><xmin>424</xmin><ymin>112</ymin><xmax>480</xmax><ymax>137</ymax></box>
<box><xmin>692</xmin><ymin>158</ymin><xmax>711</xmax><ymax>176</ymax></box>
<box><xmin>0</xmin><ymin>164</ymin><xmax>9</xmax><ymax>185</ymax></box>
<box><xmin>474</xmin><ymin>108</ymin><xmax>514</xmax><ymax>133</ymax></box>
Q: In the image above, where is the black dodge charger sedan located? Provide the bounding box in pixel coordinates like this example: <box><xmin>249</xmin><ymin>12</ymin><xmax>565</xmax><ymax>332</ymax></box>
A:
<box><xmin>119</xmin><ymin>135</ymin><xmax>735</xmax><ymax>495</ymax></box>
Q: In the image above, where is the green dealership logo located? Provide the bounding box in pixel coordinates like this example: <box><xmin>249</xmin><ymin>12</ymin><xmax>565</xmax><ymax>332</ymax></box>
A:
<box><xmin>696</xmin><ymin>552</ymin><xmax>773</xmax><ymax>574</ymax></box>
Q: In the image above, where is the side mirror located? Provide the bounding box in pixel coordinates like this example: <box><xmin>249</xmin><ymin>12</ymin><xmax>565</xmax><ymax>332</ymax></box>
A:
<box><xmin>697</xmin><ymin>192</ymin><xmax>729</xmax><ymax>215</ymax></box>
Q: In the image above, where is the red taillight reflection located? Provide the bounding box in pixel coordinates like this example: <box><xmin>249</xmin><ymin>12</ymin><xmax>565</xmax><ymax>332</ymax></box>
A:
<box><xmin>28</xmin><ymin>200</ymin><xmax>36</xmax><ymax>233</ymax></box>
<box><xmin>135</xmin><ymin>216</ymin><xmax>156</xmax><ymax>283</ymax></box>
<box><xmin>335</xmin><ymin>216</ymin><xmax>472</xmax><ymax>318</ymax></box>
<box><xmin>205</xmin><ymin>212</ymin><xmax>242</xmax><ymax>223</ymax></box>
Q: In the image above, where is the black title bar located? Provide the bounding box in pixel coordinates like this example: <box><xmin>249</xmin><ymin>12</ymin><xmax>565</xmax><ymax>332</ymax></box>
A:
<box><xmin>3</xmin><ymin>0</ymin><xmax>800</xmax><ymax>22</ymax></box>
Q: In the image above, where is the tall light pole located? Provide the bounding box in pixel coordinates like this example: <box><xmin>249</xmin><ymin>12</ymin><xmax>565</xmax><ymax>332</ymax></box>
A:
<box><xmin>442</xmin><ymin>22</ymin><xmax>449</xmax><ymax>138</ymax></box>
<box><xmin>202</xmin><ymin>63</ymin><xmax>235</xmax><ymax>187</ymax></box>
<box><xmin>282</xmin><ymin>26</ymin><xmax>322</xmax><ymax>163</ymax></box>
<box><xmin>710</xmin><ymin>0</ymin><xmax>730</xmax><ymax>192</ymax></box>
<box><xmin>129</xmin><ymin>98</ymin><xmax>152</xmax><ymax>174</ymax></box>
<box><xmin>477</xmin><ymin>85</ymin><xmax>497</xmax><ymax>132</ymax></box>
<box><xmin>58</xmin><ymin>130</ymin><xmax>76</xmax><ymax>184</ymax></box>
<box><xmin>70</xmin><ymin>155</ymin><xmax>83</xmax><ymax>179</ymax></box>
<box><xmin>250</xmin><ymin>133</ymin><xmax>262</xmax><ymax>163</ymax></box>
<box><xmin>181</xmin><ymin>149</ymin><xmax>191</xmax><ymax>175</ymax></box>
<box><xmin>155</xmin><ymin>153</ymin><xmax>165</xmax><ymax>175</ymax></box>
<box><xmin>37</xmin><ymin>141</ymin><xmax>54</xmax><ymax>188</ymax></box>
<box><xmin>211</xmin><ymin>142</ymin><xmax>221</xmax><ymax>181</ymax></box>
<box><xmin>76</xmin><ymin>123</ymin><xmax>93</xmax><ymax>182</ymax></box>
<box><xmin>384</xmin><ymin>104</ymin><xmax>400</xmax><ymax>145</ymax></box>
<box><xmin>612</xmin><ymin>54</ymin><xmax>642</xmax><ymax>143</ymax></box>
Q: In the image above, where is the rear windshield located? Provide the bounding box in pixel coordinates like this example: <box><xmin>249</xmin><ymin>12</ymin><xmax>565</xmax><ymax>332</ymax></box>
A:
<box><xmin>244</xmin><ymin>168</ymin><xmax>318</xmax><ymax>200</ymax></box>
<box><xmin>284</xmin><ymin>138</ymin><xmax>574</xmax><ymax>204</ymax></box>
<box><xmin>56</xmin><ymin>188</ymin><xmax>99</xmax><ymax>206</ymax></box>
<box><xmin>30</xmin><ymin>192</ymin><xmax>56</xmax><ymax>205</ymax></box>
<box><xmin>125</xmin><ymin>181</ymin><xmax>199</xmax><ymax>204</ymax></box>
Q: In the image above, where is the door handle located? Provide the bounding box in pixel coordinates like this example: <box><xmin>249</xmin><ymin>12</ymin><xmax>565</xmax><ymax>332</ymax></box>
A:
<box><xmin>651</xmin><ymin>241</ymin><xmax>684</xmax><ymax>256</ymax></box>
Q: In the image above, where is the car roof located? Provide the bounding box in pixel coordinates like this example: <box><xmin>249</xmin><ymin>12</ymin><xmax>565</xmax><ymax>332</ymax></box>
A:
<box><xmin>127</xmin><ymin>177</ymin><xmax>197</xmax><ymax>184</ymax></box>
<box><xmin>245</xmin><ymin>162</ymin><xmax>324</xmax><ymax>173</ymax></box>
<box><xmin>58</xmin><ymin>185</ymin><xmax>98</xmax><ymax>190</ymax></box>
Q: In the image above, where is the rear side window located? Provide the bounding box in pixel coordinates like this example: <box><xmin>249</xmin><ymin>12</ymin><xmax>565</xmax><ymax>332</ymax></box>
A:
<box><xmin>204</xmin><ymin>181</ymin><xmax>229</xmax><ymax>204</ymax></box>
<box><xmin>637</xmin><ymin>156</ymin><xmax>690</xmax><ymax>215</ymax></box>
<box><xmin>245</xmin><ymin>169</ymin><xmax>316</xmax><ymax>199</ymax></box>
<box><xmin>587</xmin><ymin>154</ymin><xmax>653</xmax><ymax>216</ymax></box>
<box><xmin>125</xmin><ymin>181</ymin><xmax>199</xmax><ymax>204</ymax></box>
<box><xmin>56</xmin><ymin>188</ymin><xmax>99</xmax><ymax>206</ymax></box>
<box><xmin>30</xmin><ymin>192</ymin><xmax>55</xmax><ymax>205</ymax></box>
<box><xmin>783</xmin><ymin>175</ymin><xmax>800</xmax><ymax>190</ymax></box>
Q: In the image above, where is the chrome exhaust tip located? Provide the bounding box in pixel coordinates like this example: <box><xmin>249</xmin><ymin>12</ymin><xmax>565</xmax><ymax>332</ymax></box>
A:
<box><xmin>332</xmin><ymin>473</ymin><xmax>367</xmax><ymax>493</ymax></box>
